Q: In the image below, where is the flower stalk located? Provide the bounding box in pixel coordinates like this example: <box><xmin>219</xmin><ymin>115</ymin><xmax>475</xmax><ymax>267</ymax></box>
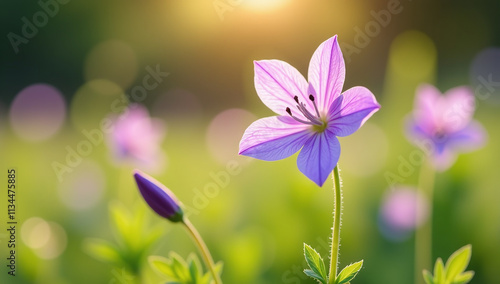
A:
<box><xmin>183</xmin><ymin>218</ymin><xmax>222</xmax><ymax>284</ymax></box>
<box><xmin>328</xmin><ymin>166</ymin><xmax>342</xmax><ymax>284</ymax></box>
<box><xmin>414</xmin><ymin>161</ymin><xmax>435</xmax><ymax>284</ymax></box>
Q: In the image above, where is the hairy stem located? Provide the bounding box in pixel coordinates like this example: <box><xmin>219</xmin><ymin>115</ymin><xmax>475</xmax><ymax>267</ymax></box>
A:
<box><xmin>328</xmin><ymin>166</ymin><xmax>342</xmax><ymax>284</ymax></box>
<box><xmin>414</xmin><ymin>162</ymin><xmax>435</xmax><ymax>284</ymax></box>
<box><xmin>183</xmin><ymin>218</ymin><xmax>222</xmax><ymax>284</ymax></box>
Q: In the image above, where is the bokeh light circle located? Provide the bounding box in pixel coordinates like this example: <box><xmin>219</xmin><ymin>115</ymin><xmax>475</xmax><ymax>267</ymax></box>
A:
<box><xmin>21</xmin><ymin>218</ymin><xmax>68</xmax><ymax>259</ymax></box>
<box><xmin>9</xmin><ymin>84</ymin><xmax>66</xmax><ymax>141</ymax></box>
<box><xmin>470</xmin><ymin>47</ymin><xmax>500</xmax><ymax>104</ymax></box>
<box><xmin>40</xmin><ymin>222</ymin><xmax>68</xmax><ymax>259</ymax></box>
<box><xmin>58</xmin><ymin>160</ymin><xmax>105</xmax><ymax>211</ymax></box>
<box><xmin>206</xmin><ymin>108</ymin><xmax>257</xmax><ymax>165</ymax></box>
<box><xmin>389</xmin><ymin>31</ymin><xmax>437</xmax><ymax>80</ymax></box>
<box><xmin>84</xmin><ymin>39</ymin><xmax>138</xmax><ymax>90</ymax></box>
<box><xmin>70</xmin><ymin>79</ymin><xmax>127</xmax><ymax>131</ymax></box>
<box><xmin>21</xmin><ymin>217</ymin><xmax>51</xmax><ymax>249</ymax></box>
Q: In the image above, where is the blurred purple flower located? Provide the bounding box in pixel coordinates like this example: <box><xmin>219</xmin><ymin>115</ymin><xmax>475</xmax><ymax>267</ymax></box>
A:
<box><xmin>379</xmin><ymin>187</ymin><xmax>429</xmax><ymax>240</ymax></box>
<box><xmin>406</xmin><ymin>84</ymin><xmax>487</xmax><ymax>171</ymax></box>
<box><xmin>133</xmin><ymin>170</ymin><xmax>183</xmax><ymax>222</ymax></box>
<box><xmin>239</xmin><ymin>35</ymin><xmax>380</xmax><ymax>186</ymax></box>
<box><xmin>107</xmin><ymin>104</ymin><xmax>166</xmax><ymax>171</ymax></box>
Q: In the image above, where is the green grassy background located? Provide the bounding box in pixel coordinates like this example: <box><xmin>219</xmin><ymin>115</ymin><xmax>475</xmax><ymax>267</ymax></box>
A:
<box><xmin>1</xmin><ymin>0</ymin><xmax>500</xmax><ymax>283</ymax></box>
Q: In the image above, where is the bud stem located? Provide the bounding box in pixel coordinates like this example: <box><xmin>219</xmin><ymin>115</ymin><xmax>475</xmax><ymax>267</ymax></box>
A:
<box><xmin>183</xmin><ymin>218</ymin><xmax>222</xmax><ymax>284</ymax></box>
<box><xmin>328</xmin><ymin>165</ymin><xmax>342</xmax><ymax>284</ymax></box>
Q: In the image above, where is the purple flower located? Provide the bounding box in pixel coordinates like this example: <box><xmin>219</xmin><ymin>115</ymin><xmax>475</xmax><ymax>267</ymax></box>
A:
<box><xmin>133</xmin><ymin>170</ymin><xmax>183</xmax><ymax>222</ymax></box>
<box><xmin>107</xmin><ymin>104</ymin><xmax>166</xmax><ymax>171</ymax></box>
<box><xmin>406</xmin><ymin>84</ymin><xmax>487</xmax><ymax>171</ymax></box>
<box><xmin>238</xmin><ymin>35</ymin><xmax>380</xmax><ymax>186</ymax></box>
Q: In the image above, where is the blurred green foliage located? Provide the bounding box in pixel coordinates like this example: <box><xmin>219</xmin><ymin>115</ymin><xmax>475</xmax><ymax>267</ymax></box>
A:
<box><xmin>149</xmin><ymin>252</ymin><xmax>223</xmax><ymax>284</ymax></box>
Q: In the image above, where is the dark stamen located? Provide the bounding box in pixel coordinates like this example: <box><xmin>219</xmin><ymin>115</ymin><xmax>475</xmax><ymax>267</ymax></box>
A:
<box><xmin>286</xmin><ymin>95</ymin><xmax>323</xmax><ymax>126</ymax></box>
<box><xmin>309</xmin><ymin>94</ymin><xmax>321</xmax><ymax>118</ymax></box>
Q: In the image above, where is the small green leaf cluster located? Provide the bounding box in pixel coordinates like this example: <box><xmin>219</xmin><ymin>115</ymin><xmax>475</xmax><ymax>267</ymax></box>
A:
<box><xmin>83</xmin><ymin>201</ymin><xmax>164</xmax><ymax>275</ymax></box>
<box><xmin>303</xmin><ymin>244</ymin><xmax>363</xmax><ymax>284</ymax></box>
<box><xmin>423</xmin><ymin>245</ymin><xmax>474</xmax><ymax>284</ymax></box>
<box><xmin>149</xmin><ymin>252</ymin><xmax>223</xmax><ymax>284</ymax></box>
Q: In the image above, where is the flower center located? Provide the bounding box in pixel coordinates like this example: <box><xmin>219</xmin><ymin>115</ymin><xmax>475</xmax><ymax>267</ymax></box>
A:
<box><xmin>285</xmin><ymin>95</ymin><xmax>326</xmax><ymax>128</ymax></box>
<box><xmin>434</xmin><ymin>130</ymin><xmax>448</xmax><ymax>142</ymax></box>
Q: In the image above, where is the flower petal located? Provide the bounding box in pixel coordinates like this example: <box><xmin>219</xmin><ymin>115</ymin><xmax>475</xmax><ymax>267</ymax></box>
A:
<box><xmin>447</xmin><ymin>120</ymin><xmax>487</xmax><ymax>152</ymax></box>
<box><xmin>414</xmin><ymin>84</ymin><xmax>442</xmax><ymax>134</ymax></box>
<box><xmin>239</xmin><ymin>116</ymin><xmax>312</xmax><ymax>161</ymax></box>
<box><xmin>405</xmin><ymin>116</ymin><xmax>432</xmax><ymax>146</ymax></box>
<box><xmin>431</xmin><ymin>148</ymin><xmax>457</xmax><ymax>172</ymax></box>
<box><xmin>406</xmin><ymin>121</ymin><xmax>455</xmax><ymax>172</ymax></box>
<box><xmin>254</xmin><ymin>60</ymin><xmax>310</xmax><ymax>117</ymax></box>
<box><xmin>308</xmin><ymin>35</ymin><xmax>346</xmax><ymax>113</ymax></box>
<box><xmin>327</xmin><ymin>86</ymin><xmax>380</xmax><ymax>137</ymax></box>
<box><xmin>297</xmin><ymin>131</ymin><xmax>340</xmax><ymax>186</ymax></box>
<box><xmin>441</xmin><ymin>86</ymin><xmax>475</xmax><ymax>133</ymax></box>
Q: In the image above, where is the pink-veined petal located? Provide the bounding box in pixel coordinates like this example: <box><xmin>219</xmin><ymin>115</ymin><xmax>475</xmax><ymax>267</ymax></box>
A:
<box><xmin>327</xmin><ymin>86</ymin><xmax>380</xmax><ymax>137</ymax></box>
<box><xmin>441</xmin><ymin>86</ymin><xmax>476</xmax><ymax>133</ymax></box>
<box><xmin>254</xmin><ymin>60</ymin><xmax>310</xmax><ymax>118</ymax></box>
<box><xmin>239</xmin><ymin>116</ymin><xmax>313</xmax><ymax>161</ymax></box>
<box><xmin>297</xmin><ymin>130</ymin><xmax>340</xmax><ymax>186</ymax></box>
<box><xmin>308</xmin><ymin>35</ymin><xmax>346</xmax><ymax>113</ymax></box>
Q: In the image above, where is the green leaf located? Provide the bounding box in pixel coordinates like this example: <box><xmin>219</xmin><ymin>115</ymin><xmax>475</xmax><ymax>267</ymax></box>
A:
<box><xmin>303</xmin><ymin>243</ymin><xmax>327</xmax><ymax>284</ymax></box>
<box><xmin>151</xmin><ymin>253</ymin><xmax>223</xmax><ymax>284</ymax></box>
<box><xmin>213</xmin><ymin>261</ymin><xmax>224</xmax><ymax>276</ymax></box>
<box><xmin>423</xmin><ymin>270</ymin><xmax>434</xmax><ymax>284</ymax></box>
<box><xmin>109</xmin><ymin>201</ymin><xmax>132</xmax><ymax>245</ymax></box>
<box><xmin>445</xmin><ymin>245</ymin><xmax>472</xmax><ymax>282</ymax></box>
<box><xmin>149</xmin><ymin>255</ymin><xmax>176</xmax><ymax>278</ymax></box>
<box><xmin>451</xmin><ymin>271</ymin><xmax>474</xmax><ymax>284</ymax></box>
<box><xmin>336</xmin><ymin>260</ymin><xmax>363</xmax><ymax>284</ymax></box>
<box><xmin>434</xmin><ymin>258</ymin><xmax>445</xmax><ymax>283</ymax></box>
<box><xmin>187</xmin><ymin>253</ymin><xmax>202</xmax><ymax>283</ymax></box>
<box><xmin>83</xmin><ymin>238</ymin><xmax>122</xmax><ymax>264</ymax></box>
<box><xmin>304</xmin><ymin>269</ymin><xmax>326</xmax><ymax>284</ymax></box>
<box><xmin>170</xmin><ymin>252</ymin><xmax>192</xmax><ymax>282</ymax></box>
<box><xmin>129</xmin><ymin>204</ymin><xmax>148</xmax><ymax>250</ymax></box>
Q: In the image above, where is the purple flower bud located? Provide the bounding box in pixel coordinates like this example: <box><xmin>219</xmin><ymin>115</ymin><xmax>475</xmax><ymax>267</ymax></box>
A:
<box><xmin>133</xmin><ymin>170</ymin><xmax>183</xmax><ymax>222</ymax></box>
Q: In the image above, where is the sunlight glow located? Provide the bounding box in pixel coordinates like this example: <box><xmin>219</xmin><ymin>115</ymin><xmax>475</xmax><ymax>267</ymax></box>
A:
<box><xmin>241</xmin><ymin>0</ymin><xmax>290</xmax><ymax>12</ymax></box>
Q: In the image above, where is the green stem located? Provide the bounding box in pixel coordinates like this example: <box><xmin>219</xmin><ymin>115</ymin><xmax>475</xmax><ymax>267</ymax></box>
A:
<box><xmin>183</xmin><ymin>218</ymin><xmax>222</xmax><ymax>284</ymax></box>
<box><xmin>328</xmin><ymin>166</ymin><xmax>342</xmax><ymax>284</ymax></box>
<box><xmin>414</xmin><ymin>161</ymin><xmax>435</xmax><ymax>284</ymax></box>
